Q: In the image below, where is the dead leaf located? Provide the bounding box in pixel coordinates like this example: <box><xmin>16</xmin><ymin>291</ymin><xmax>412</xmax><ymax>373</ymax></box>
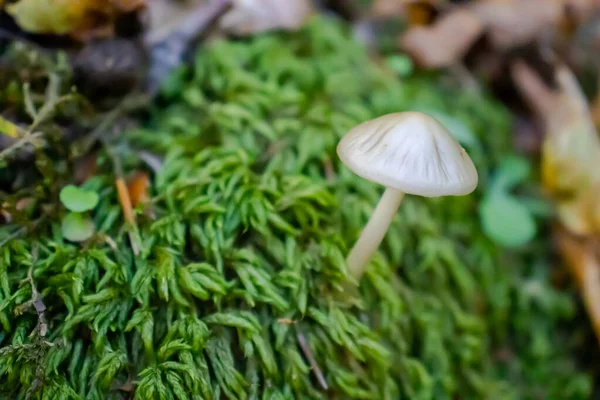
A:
<box><xmin>6</xmin><ymin>0</ymin><xmax>145</xmax><ymax>39</ymax></box>
<box><xmin>116</xmin><ymin>177</ymin><xmax>135</xmax><ymax>226</ymax></box>
<box><xmin>127</xmin><ymin>171</ymin><xmax>150</xmax><ymax>207</ymax></box>
<box><xmin>556</xmin><ymin>230</ymin><xmax>600</xmax><ymax>344</ymax></box>
<box><xmin>512</xmin><ymin>60</ymin><xmax>600</xmax><ymax>236</ymax></box>
<box><xmin>471</xmin><ymin>0</ymin><xmax>563</xmax><ymax>50</ymax></box>
<box><xmin>219</xmin><ymin>0</ymin><xmax>313</xmax><ymax>35</ymax></box>
<box><xmin>399</xmin><ymin>8</ymin><xmax>483</xmax><ymax>68</ymax></box>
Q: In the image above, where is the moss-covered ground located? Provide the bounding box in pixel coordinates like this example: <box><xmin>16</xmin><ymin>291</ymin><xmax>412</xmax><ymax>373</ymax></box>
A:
<box><xmin>0</xmin><ymin>16</ymin><xmax>593</xmax><ymax>399</ymax></box>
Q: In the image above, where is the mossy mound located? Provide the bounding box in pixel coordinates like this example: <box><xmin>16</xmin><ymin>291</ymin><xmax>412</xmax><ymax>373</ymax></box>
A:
<box><xmin>0</xmin><ymin>16</ymin><xmax>592</xmax><ymax>399</ymax></box>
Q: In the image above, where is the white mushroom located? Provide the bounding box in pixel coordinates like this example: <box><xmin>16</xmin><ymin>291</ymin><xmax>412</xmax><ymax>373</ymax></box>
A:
<box><xmin>337</xmin><ymin>111</ymin><xmax>478</xmax><ymax>279</ymax></box>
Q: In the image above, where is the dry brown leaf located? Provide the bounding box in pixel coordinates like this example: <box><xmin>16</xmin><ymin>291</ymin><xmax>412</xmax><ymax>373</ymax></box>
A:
<box><xmin>219</xmin><ymin>0</ymin><xmax>313</xmax><ymax>35</ymax></box>
<box><xmin>471</xmin><ymin>0</ymin><xmax>563</xmax><ymax>49</ymax></box>
<box><xmin>127</xmin><ymin>171</ymin><xmax>150</xmax><ymax>208</ymax></box>
<box><xmin>116</xmin><ymin>177</ymin><xmax>135</xmax><ymax>226</ymax></box>
<box><xmin>556</xmin><ymin>230</ymin><xmax>600</xmax><ymax>344</ymax></box>
<box><xmin>512</xmin><ymin>60</ymin><xmax>600</xmax><ymax>236</ymax></box>
<box><xmin>399</xmin><ymin>8</ymin><xmax>483</xmax><ymax>68</ymax></box>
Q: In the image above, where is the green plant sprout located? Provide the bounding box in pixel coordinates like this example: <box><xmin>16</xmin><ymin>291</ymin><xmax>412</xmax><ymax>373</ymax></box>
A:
<box><xmin>59</xmin><ymin>185</ymin><xmax>99</xmax><ymax>242</ymax></box>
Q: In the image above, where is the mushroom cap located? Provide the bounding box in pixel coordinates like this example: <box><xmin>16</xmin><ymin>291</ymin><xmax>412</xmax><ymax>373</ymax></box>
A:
<box><xmin>337</xmin><ymin>111</ymin><xmax>478</xmax><ymax>197</ymax></box>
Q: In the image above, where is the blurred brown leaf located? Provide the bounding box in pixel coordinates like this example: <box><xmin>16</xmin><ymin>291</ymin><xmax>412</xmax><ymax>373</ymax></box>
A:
<box><xmin>127</xmin><ymin>171</ymin><xmax>150</xmax><ymax>208</ymax></box>
<box><xmin>512</xmin><ymin>61</ymin><xmax>600</xmax><ymax>236</ymax></box>
<box><xmin>219</xmin><ymin>0</ymin><xmax>313</xmax><ymax>35</ymax></box>
<box><xmin>514</xmin><ymin>60</ymin><xmax>600</xmax><ymax>344</ymax></box>
<box><xmin>556</xmin><ymin>230</ymin><xmax>600</xmax><ymax>344</ymax></box>
<box><xmin>472</xmin><ymin>0</ymin><xmax>563</xmax><ymax>50</ymax></box>
<box><xmin>399</xmin><ymin>8</ymin><xmax>483</xmax><ymax>68</ymax></box>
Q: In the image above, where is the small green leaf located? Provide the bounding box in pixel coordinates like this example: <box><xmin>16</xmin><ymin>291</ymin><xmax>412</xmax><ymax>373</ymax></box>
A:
<box><xmin>61</xmin><ymin>212</ymin><xmax>95</xmax><ymax>242</ymax></box>
<box><xmin>60</xmin><ymin>185</ymin><xmax>99</xmax><ymax>212</ymax></box>
<box><xmin>492</xmin><ymin>155</ymin><xmax>531</xmax><ymax>192</ymax></box>
<box><xmin>479</xmin><ymin>194</ymin><xmax>536</xmax><ymax>247</ymax></box>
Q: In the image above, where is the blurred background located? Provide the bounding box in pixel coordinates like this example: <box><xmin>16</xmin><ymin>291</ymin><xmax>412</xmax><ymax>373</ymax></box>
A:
<box><xmin>2</xmin><ymin>0</ymin><xmax>600</xmax><ymax>399</ymax></box>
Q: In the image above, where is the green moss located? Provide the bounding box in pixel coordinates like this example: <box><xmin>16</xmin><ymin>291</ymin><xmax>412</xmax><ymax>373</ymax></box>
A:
<box><xmin>0</xmin><ymin>16</ymin><xmax>592</xmax><ymax>399</ymax></box>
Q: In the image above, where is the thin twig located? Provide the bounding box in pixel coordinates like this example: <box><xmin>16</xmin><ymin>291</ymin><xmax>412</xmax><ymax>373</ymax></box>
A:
<box><xmin>296</xmin><ymin>327</ymin><xmax>328</xmax><ymax>390</ymax></box>
<box><xmin>23</xmin><ymin>82</ymin><xmax>38</xmax><ymax>120</ymax></box>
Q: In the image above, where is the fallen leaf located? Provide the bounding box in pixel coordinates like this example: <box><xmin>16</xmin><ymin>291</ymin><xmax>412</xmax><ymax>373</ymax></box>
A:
<box><xmin>116</xmin><ymin>177</ymin><xmax>135</xmax><ymax>226</ymax></box>
<box><xmin>219</xmin><ymin>0</ymin><xmax>313</xmax><ymax>35</ymax></box>
<box><xmin>127</xmin><ymin>171</ymin><xmax>150</xmax><ymax>207</ymax></box>
<box><xmin>556</xmin><ymin>230</ymin><xmax>600</xmax><ymax>344</ymax></box>
<box><xmin>399</xmin><ymin>8</ymin><xmax>483</xmax><ymax>68</ymax></box>
<box><xmin>513</xmin><ymin>60</ymin><xmax>600</xmax><ymax>341</ymax></box>
<box><xmin>471</xmin><ymin>0</ymin><xmax>563</xmax><ymax>50</ymax></box>
<box><xmin>512</xmin><ymin>61</ymin><xmax>600</xmax><ymax>236</ymax></box>
<box><xmin>6</xmin><ymin>0</ymin><xmax>145</xmax><ymax>39</ymax></box>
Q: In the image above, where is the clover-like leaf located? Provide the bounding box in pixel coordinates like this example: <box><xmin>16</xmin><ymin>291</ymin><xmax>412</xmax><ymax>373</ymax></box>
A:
<box><xmin>61</xmin><ymin>212</ymin><xmax>95</xmax><ymax>242</ymax></box>
<box><xmin>479</xmin><ymin>193</ymin><xmax>536</xmax><ymax>247</ymax></box>
<box><xmin>60</xmin><ymin>185</ymin><xmax>99</xmax><ymax>212</ymax></box>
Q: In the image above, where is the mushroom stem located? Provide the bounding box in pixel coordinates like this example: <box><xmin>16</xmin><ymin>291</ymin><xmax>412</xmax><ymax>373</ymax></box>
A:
<box><xmin>346</xmin><ymin>187</ymin><xmax>405</xmax><ymax>279</ymax></box>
